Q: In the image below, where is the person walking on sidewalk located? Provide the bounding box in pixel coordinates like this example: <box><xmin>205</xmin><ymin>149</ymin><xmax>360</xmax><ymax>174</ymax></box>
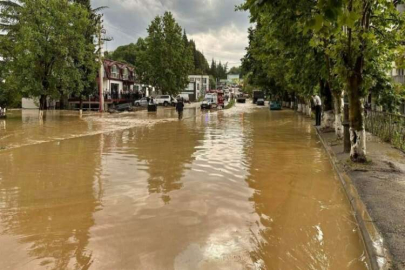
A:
<box><xmin>312</xmin><ymin>94</ymin><xmax>322</xmax><ymax>126</ymax></box>
<box><xmin>176</xmin><ymin>98</ymin><xmax>184</xmax><ymax>120</ymax></box>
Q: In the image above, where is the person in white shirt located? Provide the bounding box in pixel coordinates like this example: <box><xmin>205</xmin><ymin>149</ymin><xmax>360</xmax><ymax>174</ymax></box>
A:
<box><xmin>312</xmin><ymin>95</ymin><xmax>322</xmax><ymax>126</ymax></box>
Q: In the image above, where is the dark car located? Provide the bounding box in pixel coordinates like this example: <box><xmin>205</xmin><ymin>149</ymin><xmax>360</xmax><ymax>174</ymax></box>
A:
<box><xmin>256</xmin><ymin>98</ymin><xmax>265</xmax><ymax>106</ymax></box>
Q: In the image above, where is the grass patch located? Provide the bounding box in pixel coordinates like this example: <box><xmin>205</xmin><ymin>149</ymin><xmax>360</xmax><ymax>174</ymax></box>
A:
<box><xmin>225</xmin><ymin>99</ymin><xmax>235</xmax><ymax>109</ymax></box>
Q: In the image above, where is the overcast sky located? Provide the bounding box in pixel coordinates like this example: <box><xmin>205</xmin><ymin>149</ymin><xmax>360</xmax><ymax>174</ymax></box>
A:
<box><xmin>91</xmin><ymin>0</ymin><xmax>250</xmax><ymax>68</ymax></box>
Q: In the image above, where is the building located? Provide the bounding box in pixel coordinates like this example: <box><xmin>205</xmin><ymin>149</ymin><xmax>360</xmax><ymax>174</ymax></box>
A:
<box><xmin>68</xmin><ymin>59</ymin><xmax>140</xmax><ymax>110</ymax></box>
<box><xmin>188</xmin><ymin>75</ymin><xmax>210</xmax><ymax>96</ymax></box>
<box><xmin>227</xmin><ymin>74</ymin><xmax>240</xmax><ymax>85</ymax></box>
<box><xmin>179</xmin><ymin>82</ymin><xmax>198</xmax><ymax>101</ymax></box>
<box><xmin>100</xmin><ymin>59</ymin><xmax>136</xmax><ymax>99</ymax></box>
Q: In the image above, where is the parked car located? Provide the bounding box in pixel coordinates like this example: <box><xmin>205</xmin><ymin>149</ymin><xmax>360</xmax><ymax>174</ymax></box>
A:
<box><xmin>256</xmin><ymin>98</ymin><xmax>265</xmax><ymax>106</ymax></box>
<box><xmin>134</xmin><ymin>97</ymin><xmax>148</xmax><ymax>107</ymax></box>
<box><xmin>108</xmin><ymin>103</ymin><xmax>134</xmax><ymax>113</ymax></box>
<box><xmin>270</xmin><ymin>101</ymin><xmax>282</xmax><ymax>110</ymax></box>
<box><xmin>201</xmin><ymin>94</ymin><xmax>218</xmax><ymax>109</ymax></box>
<box><xmin>170</xmin><ymin>96</ymin><xmax>178</xmax><ymax>106</ymax></box>
<box><xmin>177</xmin><ymin>94</ymin><xmax>190</xmax><ymax>103</ymax></box>
<box><xmin>155</xmin><ymin>95</ymin><xmax>175</xmax><ymax>107</ymax></box>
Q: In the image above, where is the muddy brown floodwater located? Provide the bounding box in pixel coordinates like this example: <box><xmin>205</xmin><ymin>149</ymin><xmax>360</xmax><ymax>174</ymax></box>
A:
<box><xmin>0</xmin><ymin>104</ymin><xmax>368</xmax><ymax>270</ymax></box>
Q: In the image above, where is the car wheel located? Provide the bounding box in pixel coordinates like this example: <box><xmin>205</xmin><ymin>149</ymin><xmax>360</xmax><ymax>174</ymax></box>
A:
<box><xmin>164</xmin><ymin>102</ymin><xmax>169</xmax><ymax>107</ymax></box>
<box><xmin>135</xmin><ymin>103</ymin><xmax>140</xmax><ymax>107</ymax></box>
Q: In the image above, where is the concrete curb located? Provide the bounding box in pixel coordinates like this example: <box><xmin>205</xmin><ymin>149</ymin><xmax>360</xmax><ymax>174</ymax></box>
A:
<box><xmin>315</xmin><ymin>128</ymin><xmax>393</xmax><ymax>270</ymax></box>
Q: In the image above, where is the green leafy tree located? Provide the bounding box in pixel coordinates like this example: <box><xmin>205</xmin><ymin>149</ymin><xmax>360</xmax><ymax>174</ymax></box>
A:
<box><xmin>0</xmin><ymin>0</ymin><xmax>99</xmax><ymax>111</ymax></box>
<box><xmin>311</xmin><ymin>0</ymin><xmax>404</xmax><ymax>161</ymax></box>
<box><xmin>240</xmin><ymin>0</ymin><xmax>405</xmax><ymax>162</ymax></box>
<box><xmin>144</xmin><ymin>12</ymin><xmax>192</xmax><ymax>95</ymax></box>
<box><xmin>228</xmin><ymin>66</ymin><xmax>241</xmax><ymax>75</ymax></box>
<box><xmin>110</xmin><ymin>43</ymin><xmax>138</xmax><ymax>65</ymax></box>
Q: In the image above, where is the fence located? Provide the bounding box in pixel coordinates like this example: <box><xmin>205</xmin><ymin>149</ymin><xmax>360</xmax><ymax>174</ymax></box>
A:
<box><xmin>365</xmin><ymin>110</ymin><xmax>405</xmax><ymax>151</ymax></box>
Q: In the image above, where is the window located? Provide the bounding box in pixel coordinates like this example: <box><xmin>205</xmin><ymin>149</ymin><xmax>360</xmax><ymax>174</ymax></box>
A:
<box><xmin>397</xmin><ymin>69</ymin><xmax>405</xmax><ymax>76</ymax></box>
<box><xmin>203</xmin><ymin>78</ymin><xmax>207</xmax><ymax>84</ymax></box>
<box><xmin>123</xmin><ymin>68</ymin><xmax>129</xmax><ymax>80</ymax></box>
<box><xmin>190</xmin><ymin>77</ymin><xmax>195</xmax><ymax>82</ymax></box>
<box><xmin>111</xmin><ymin>65</ymin><xmax>119</xmax><ymax>78</ymax></box>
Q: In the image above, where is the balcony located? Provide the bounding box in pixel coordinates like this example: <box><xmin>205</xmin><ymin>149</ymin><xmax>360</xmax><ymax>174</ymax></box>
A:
<box><xmin>104</xmin><ymin>73</ymin><xmax>135</xmax><ymax>82</ymax></box>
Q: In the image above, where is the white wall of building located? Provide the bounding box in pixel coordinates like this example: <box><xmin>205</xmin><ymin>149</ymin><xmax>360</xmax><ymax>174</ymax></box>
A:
<box><xmin>103</xmin><ymin>79</ymin><xmax>124</xmax><ymax>95</ymax></box>
<box><xmin>188</xmin><ymin>75</ymin><xmax>210</xmax><ymax>94</ymax></box>
<box><xmin>22</xmin><ymin>98</ymin><xmax>39</xmax><ymax>109</ymax></box>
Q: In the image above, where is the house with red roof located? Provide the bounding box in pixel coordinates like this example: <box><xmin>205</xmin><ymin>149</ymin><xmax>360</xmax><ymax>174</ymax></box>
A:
<box><xmin>68</xmin><ymin>59</ymin><xmax>143</xmax><ymax>110</ymax></box>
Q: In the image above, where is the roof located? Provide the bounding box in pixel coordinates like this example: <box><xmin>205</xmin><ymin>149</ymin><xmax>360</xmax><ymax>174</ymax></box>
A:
<box><xmin>103</xmin><ymin>59</ymin><xmax>135</xmax><ymax>72</ymax></box>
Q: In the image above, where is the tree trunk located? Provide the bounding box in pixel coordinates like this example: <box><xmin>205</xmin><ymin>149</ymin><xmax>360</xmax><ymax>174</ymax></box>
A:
<box><xmin>320</xmin><ymin>80</ymin><xmax>334</xmax><ymax>129</ymax></box>
<box><xmin>39</xmin><ymin>95</ymin><xmax>46</xmax><ymax>119</ymax></box>
<box><xmin>333</xmin><ymin>91</ymin><xmax>344</xmax><ymax>138</ymax></box>
<box><xmin>348</xmin><ymin>76</ymin><xmax>367</xmax><ymax>162</ymax></box>
<box><xmin>79</xmin><ymin>96</ymin><xmax>83</xmax><ymax>116</ymax></box>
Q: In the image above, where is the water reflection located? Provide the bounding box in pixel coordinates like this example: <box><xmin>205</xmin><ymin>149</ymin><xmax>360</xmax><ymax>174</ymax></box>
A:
<box><xmin>0</xmin><ymin>135</ymin><xmax>103</xmax><ymax>269</ymax></box>
<box><xmin>0</xmin><ymin>107</ymin><xmax>369</xmax><ymax>269</ymax></box>
<box><xmin>244</xmin><ymin>110</ymin><xmax>368</xmax><ymax>269</ymax></box>
<box><xmin>131</xmin><ymin>118</ymin><xmax>204</xmax><ymax>203</ymax></box>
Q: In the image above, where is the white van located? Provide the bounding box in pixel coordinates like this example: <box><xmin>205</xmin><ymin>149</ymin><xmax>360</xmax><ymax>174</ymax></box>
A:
<box><xmin>177</xmin><ymin>94</ymin><xmax>190</xmax><ymax>103</ymax></box>
<box><xmin>155</xmin><ymin>95</ymin><xmax>177</xmax><ymax>106</ymax></box>
<box><xmin>201</xmin><ymin>93</ymin><xmax>218</xmax><ymax>109</ymax></box>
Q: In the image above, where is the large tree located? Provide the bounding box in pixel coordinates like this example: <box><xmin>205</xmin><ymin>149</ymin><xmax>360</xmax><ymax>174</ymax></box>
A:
<box><xmin>240</xmin><ymin>0</ymin><xmax>405</xmax><ymax>162</ymax></box>
<box><xmin>144</xmin><ymin>12</ymin><xmax>193</xmax><ymax>95</ymax></box>
<box><xmin>0</xmin><ymin>0</ymin><xmax>99</xmax><ymax>112</ymax></box>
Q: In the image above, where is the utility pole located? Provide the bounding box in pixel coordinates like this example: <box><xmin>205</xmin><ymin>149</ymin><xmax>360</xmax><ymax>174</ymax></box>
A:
<box><xmin>96</xmin><ymin>16</ymin><xmax>113</xmax><ymax>113</ymax></box>
<box><xmin>97</xmin><ymin>17</ymin><xmax>104</xmax><ymax>112</ymax></box>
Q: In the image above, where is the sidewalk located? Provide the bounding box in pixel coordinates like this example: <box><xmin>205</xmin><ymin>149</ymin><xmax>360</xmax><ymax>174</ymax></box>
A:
<box><xmin>317</xmin><ymin>128</ymin><xmax>405</xmax><ymax>270</ymax></box>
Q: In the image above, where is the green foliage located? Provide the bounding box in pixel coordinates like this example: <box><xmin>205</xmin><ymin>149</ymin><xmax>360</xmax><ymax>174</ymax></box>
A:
<box><xmin>0</xmin><ymin>0</ymin><xmax>98</xmax><ymax>107</ymax></box>
<box><xmin>240</xmin><ymin>0</ymin><xmax>405</xmax><ymax>111</ymax></box>
<box><xmin>224</xmin><ymin>98</ymin><xmax>235</xmax><ymax>109</ymax></box>
<box><xmin>142</xmin><ymin>12</ymin><xmax>192</xmax><ymax>95</ymax></box>
<box><xmin>109</xmin><ymin>43</ymin><xmax>138</xmax><ymax>65</ymax></box>
<box><xmin>229</xmin><ymin>66</ymin><xmax>241</xmax><ymax>75</ymax></box>
<box><xmin>209</xmin><ymin>59</ymin><xmax>228</xmax><ymax>80</ymax></box>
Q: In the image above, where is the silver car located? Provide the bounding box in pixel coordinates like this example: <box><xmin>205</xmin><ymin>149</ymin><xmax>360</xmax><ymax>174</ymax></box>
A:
<box><xmin>134</xmin><ymin>97</ymin><xmax>148</xmax><ymax>107</ymax></box>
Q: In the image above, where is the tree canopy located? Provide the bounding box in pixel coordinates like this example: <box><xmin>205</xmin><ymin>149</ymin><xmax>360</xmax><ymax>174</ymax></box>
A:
<box><xmin>0</xmin><ymin>0</ymin><xmax>99</xmax><ymax>109</ymax></box>
<box><xmin>239</xmin><ymin>0</ymin><xmax>405</xmax><ymax>162</ymax></box>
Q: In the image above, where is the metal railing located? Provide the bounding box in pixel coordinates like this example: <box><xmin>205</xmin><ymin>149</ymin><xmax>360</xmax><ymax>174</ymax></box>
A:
<box><xmin>393</xmin><ymin>75</ymin><xmax>405</xmax><ymax>84</ymax></box>
<box><xmin>365</xmin><ymin>110</ymin><xmax>405</xmax><ymax>151</ymax></box>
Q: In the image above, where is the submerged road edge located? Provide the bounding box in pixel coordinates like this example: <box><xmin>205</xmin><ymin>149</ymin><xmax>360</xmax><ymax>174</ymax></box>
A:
<box><xmin>315</xmin><ymin>128</ymin><xmax>393</xmax><ymax>270</ymax></box>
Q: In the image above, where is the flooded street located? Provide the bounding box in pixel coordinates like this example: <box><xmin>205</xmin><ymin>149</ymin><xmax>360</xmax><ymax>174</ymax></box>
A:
<box><xmin>0</xmin><ymin>104</ymin><xmax>368</xmax><ymax>269</ymax></box>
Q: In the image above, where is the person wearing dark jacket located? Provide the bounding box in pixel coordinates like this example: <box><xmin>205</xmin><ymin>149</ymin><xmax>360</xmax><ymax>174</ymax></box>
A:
<box><xmin>176</xmin><ymin>98</ymin><xmax>184</xmax><ymax>120</ymax></box>
<box><xmin>312</xmin><ymin>94</ymin><xmax>322</xmax><ymax>126</ymax></box>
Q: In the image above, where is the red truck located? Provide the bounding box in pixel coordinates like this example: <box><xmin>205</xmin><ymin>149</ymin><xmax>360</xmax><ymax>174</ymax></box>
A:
<box><xmin>207</xmin><ymin>90</ymin><xmax>225</xmax><ymax>109</ymax></box>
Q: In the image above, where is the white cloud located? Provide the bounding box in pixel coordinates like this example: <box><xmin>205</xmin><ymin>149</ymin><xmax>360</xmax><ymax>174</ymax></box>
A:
<box><xmin>92</xmin><ymin>0</ymin><xmax>250</xmax><ymax>68</ymax></box>
<box><xmin>188</xmin><ymin>24</ymin><xmax>248</xmax><ymax>68</ymax></box>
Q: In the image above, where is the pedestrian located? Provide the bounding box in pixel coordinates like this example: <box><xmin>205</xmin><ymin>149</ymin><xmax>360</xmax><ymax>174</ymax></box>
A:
<box><xmin>176</xmin><ymin>98</ymin><xmax>184</xmax><ymax>120</ymax></box>
<box><xmin>312</xmin><ymin>94</ymin><xmax>322</xmax><ymax>126</ymax></box>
